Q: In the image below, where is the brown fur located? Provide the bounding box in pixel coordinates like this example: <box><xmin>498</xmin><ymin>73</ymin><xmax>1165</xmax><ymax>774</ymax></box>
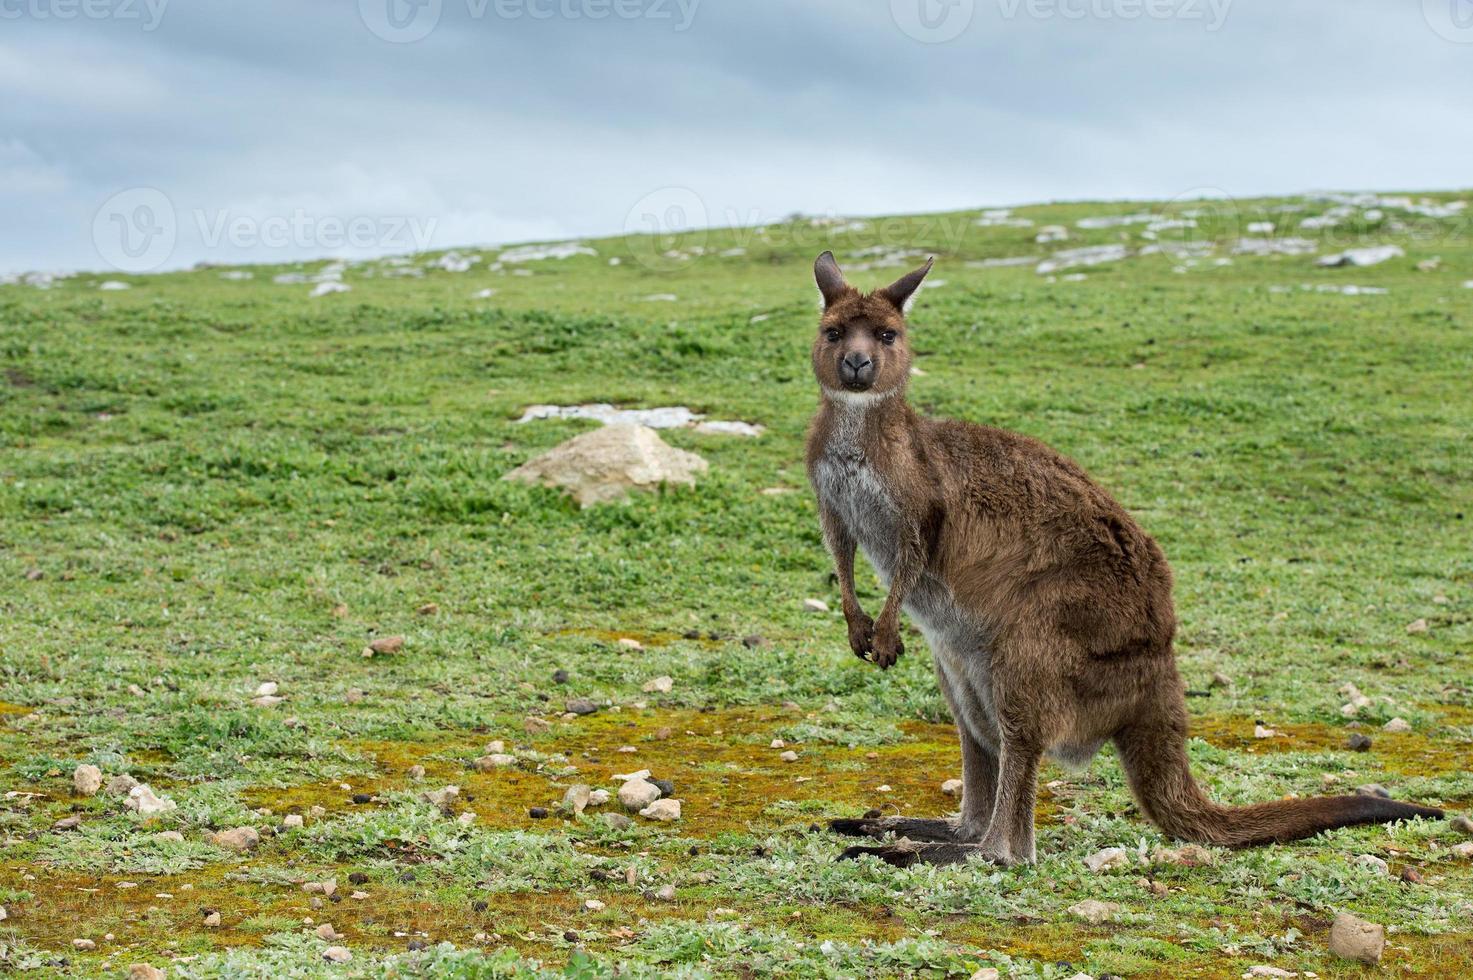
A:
<box><xmin>805</xmin><ymin>251</ymin><xmax>1444</xmax><ymax>866</ymax></box>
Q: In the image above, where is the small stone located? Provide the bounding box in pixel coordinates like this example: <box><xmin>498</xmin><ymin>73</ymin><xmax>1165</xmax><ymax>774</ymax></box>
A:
<box><xmin>351</xmin><ymin>793</ymin><xmax>372</xmax><ymax>804</ymax></box>
<box><xmin>1405</xmin><ymin>618</ymin><xmax>1428</xmax><ymax>634</ymax></box>
<box><xmin>803</xmin><ymin>598</ymin><xmax>829</xmax><ymax>613</ymax></box>
<box><xmin>407</xmin><ymin>764</ymin><xmax>425</xmax><ymax>779</ymax></box>
<box><xmin>528</xmin><ymin>806</ymin><xmax>549</xmax><ymax>819</ymax></box>
<box><xmin>970</xmin><ymin>971</ymin><xmax>1000</xmax><ymax>980</ymax></box>
<box><xmin>584</xmin><ymin>899</ymin><xmax>605</xmax><ymax>911</ymax></box>
<box><xmin>1400</xmin><ymin>866</ymin><xmax>1424</xmax><ymax>884</ymax></box>
<box><xmin>254</xmin><ymin>681</ymin><xmax>278</xmax><ymax>698</ymax></box>
<box><xmin>941</xmin><ymin>778</ymin><xmax>963</xmax><ymax>798</ymax></box>
<box><xmin>422</xmin><ymin>785</ymin><xmax>460</xmax><ymax>809</ymax></box>
<box><xmin>524</xmin><ymin>716</ymin><xmax>551</xmax><ymax>733</ymax></box>
<box><xmin>552</xmin><ymin>669</ymin><xmax>570</xmax><ymax>684</ymax></box>
<box><xmin>458</xmin><ymin>811</ymin><xmax>476</xmax><ymax>826</ymax></box>
<box><xmin>210</xmin><ymin>827</ymin><xmax>260</xmax><ymax>852</ymax></box>
<box><xmin>252</xmin><ymin>695</ymin><xmax>284</xmax><ymax>708</ymax></box>
<box><xmin>618</xmin><ymin>778</ymin><xmax>662</xmax><ymax>811</ymax></box>
<box><xmin>128</xmin><ymin>966</ymin><xmax>165</xmax><ymax>980</ymax></box>
<box><xmin>73</xmin><ymin>938</ymin><xmax>96</xmax><ymax>949</ymax></box>
<box><xmin>642</xmin><ymin>675</ymin><xmax>674</xmax><ymax>694</ymax></box>
<box><xmin>310</xmin><ymin>805</ymin><xmax>327</xmax><ymax>818</ymax></box>
<box><xmin>124</xmin><ymin>784</ymin><xmax>176</xmax><ymax>816</ymax></box>
<box><xmin>604</xmin><ymin>813</ymin><xmax>632</xmax><ymax>831</ymax></box>
<box><xmin>1347</xmin><ymin>733</ymin><xmax>1372</xmax><ymax>751</ymax></box>
<box><xmin>562</xmin><ymin>784</ymin><xmax>593</xmax><ymax>815</ymax></box>
<box><xmin>1242</xmin><ymin>968</ymin><xmax>1294</xmax><ymax>978</ymax></box>
<box><xmin>617</xmin><ymin>638</ymin><xmax>644</xmax><ymax>651</ymax></box>
<box><xmin>316</xmin><ymin>923</ymin><xmax>341</xmax><ymax>941</ymax></box>
<box><xmin>565</xmin><ymin>698</ymin><xmax>598</xmax><ymax>716</ymax></box>
<box><xmin>1068</xmin><ymin>899</ymin><xmax>1120</xmax><ymax>925</ymax></box>
<box><xmin>651</xmin><ymin>778</ymin><xmax>675</xmax><ymax>796</ymax></box>
<box><xmin>1357</xmin><ymin>784</ymin><xmax>1391</xmax><ymax>799</ymax></box>
<box><xmin>654</xmin><ymin>883</ymin><xmax>676</xmax><ymax>901</ymax></box>
<box><xmin>104</xmin><ymin>774</ymin><xmax>139</xmax><ymax>797</ymax></box>
<box><xmin>282</xmin><ymin>814</ymin><xmax>303</xmax><ymax>829</ymax></box>
<box><xmin>23</xmin><ymin>567</ymin><xmax>43</xmax><ymax>580</ymax></box>
<box><xmin>779</xmin><ymin>750</ymin><xmax>799</xmax><ymax>762</ymax></box>
<box><xmin>617</xmin><ymin>745</ymin><xmax>637</xmax><ymax>753</ymax></box>
<box><xmin>350</xmin><ymin>891</ymin><xmax>368</xmax><ymax>900</ymax></box>
<box><xmin>1383</xmin><ymin>717</ymin><xmax>1412</xmax><ymax>733</ymax></box>
<box><xmin>1253</xmin><ymin>724</ymin><xmax>1277</xmax><ymax>739</ymax></box>
<box><xmin>1084</xmin><ymin>847</ymin><xmax>1132</xmax><ymax>872</ymax></box>
<box><xmin>417</xmin><ymin>602</ymin><xmax>439</xmax><ymax>615</ymax></box>
<box><xmin>875</xmin><ymin>784</ymin><xmax>892</xmax><ymax>793</ymax></box>
<box><xmin>1329</xmin><ymin>911</ymin><xmax>1384</xmax><ymax>964</ymax></box>
<box><xmin>1450</xmin><ymin>814</ymin><xmax>1473</xmax><ymax>836</ymax></box>
<box><xmin>1451</xmin><ymin>841</ymin><xmax>1473</xmax><ymax>860</ymax></box>
<box><xmin>588</xmin><ymin>789</ymin><xmax>610</xmax><ymax>806</ymax></box>
<box><xmin>52</xmin><ymin>814</ymin><xmax>82</xmax><ymax>832</ymax></box>
<box><xmin>1150</xmin><ymin>844</ymin><xmax>1215</xmax><ymax>867</ymax></box>
<box><xmin>1209</xmin><ymin>672</ymin><xmax>1232</xmax><ymax>689</ymax></box>
<box><xmin>203</xmin><ymin>911</ymin><xmax>222</xmax><ymax>928</ymax></box>
<box><xmin>155</xmin><ymin>830</ymin><xmax>184</xmax><ymax>842</ymax></box>
<box><xmin>323</xmin><ymin>946</ymin><xmax>352</xmax><ymax>963</ymax></box>
<box><xmin>370</xmin><ymin>635</ymin><xmax>405</xmax><ymax>654</ymax></box>
<box><xmin>73</xmin><ymin>764</ymin><xmax>103</xmax><ymax>796</ymax></box>
<box><xmin>639</xmin><ymin>799</ymin><xmax>681</xmax><ymax>821</ymax></box>
<box><xmin>742</xmin><ymin>634</ymin><xmax>768</xmax><ymax>649</ymax></box>
<box><xmin>613</xmin><ymin>768</ymin><xmax>651</xmax><ymax>782</ymax></box>
<box><xmin>474</xmin><ymin>753</ymin><xmax>517</xmax><ymax>771</ymax></box>
<box><xmin>1354</xmin><ymin>854</ymin><xmax>1389</xmax><ymax>875</ymax></box>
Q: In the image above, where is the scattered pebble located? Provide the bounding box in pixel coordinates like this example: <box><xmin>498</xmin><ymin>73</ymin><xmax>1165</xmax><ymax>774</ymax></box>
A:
<box><xmin>254</xmin><ymin>681</ymin><xmax>278</xmax><ymax>698</ymax></box>
<box><xmin>1354</xmin><ymin>854</ymin><xmax>1389</xmax><ymax>876</ymax></box>
<box><xmin>875</xmin><ymin>784</ymin><xmax>892</xmax><ymax>793</ymax></box>
<box><xmin>1068</xmin><ymin>899</ymin><xmax>1120</xmax><ymax>925</ymax></box>
<box><xmin>1209</xmin><ymin>672</ymin><xmax>1233</xmax><ymax>689</ymax></box>
<box><xmin>1382</xmin><ymin>717</ymin><xmax>1411</xmax><ymax>733</ymax></box>
<box><xmin>642</xmin><ymin>676</ymin><xmax>674</xmax><ymax>694</ymax></box>
<box><xmin>1357</xmin><ymin>784</ymin><xmax>1391</xmax><ymax>799</ymax></box>
<box><xmin>474</xmin><ymin>753</ymin><xmax>517</xmax><ymax>771</ymax></box>
<box><xmin>1084</xmin><ymin>847</ymin><xmax>1133</xmax><ymax>872</ymax></box>
<box><xmin>1347</xmin><ymin>733</ymin><xmax>1372</xmax><ymax>752</ymax></box>
<box><xmin>770</xmin><ymin>738</ymin><xmax>786</xmax><ymax>749</ymax></box>
<box><xmin>210</xmin><ymin>827</ymin><xmax>261</xmax><ymax>853</ymax></box>
<box><xmin>73</xmin><ymin>764</ymin><xmax>103</xmax><ymax>797</ymax></box>
<box><xmin>52</xmin><ymin>814</ymin><xmax>82</xmax><ymax>832</ymax></box>
<box><xmin>422</xmin><ymin>786</ymin><xmax>460</xmax><ymax>810</ymax></box>
<box><xmin>654</xmin><ymin>884</ymin><xmax>676</xmax><ymax>902</ymax></box>
<box><xmin>283</xmin><ymin>814</ymin><xmax>303</xmax><ymax>829</ymax></box>
<box><xmin>604</xmin><ymin>813</ymin><xmax>632</xmax><ymax>831</ymax></box>
<box><xmin>316</xmin><ymin>923</ymin><xmax>341</xmax><ymax>941</ymax></box>
<box><xmin>803</xmin><ymin>598</ymin><xmax>830</xmax><ymax>613</ymax></box>
<box><xmin>73</xmin><ymin>938</ymin><xmax>95</xmax><ymax>949</ymax></box>
<box><xmin>618</xmin><ymin>778</ymin><xmax>662</xmax><ymax>812</ymax></box>
<box><xmin>742</xmin><ymin>634</ymin><xmax>768</xmax><ymax>649</ymax></box>
<box><xmin>417</xmin><ymin>602</ymin><xmax>439</xmax><ymax>615</ymax></box>
<box><xmin>1329</xmin><ymin>911</ymin><xmax>1384</xmax><ymax>964</ymax></box>
<box><xmin>1150</xmin><ymin>844</ymin><xmax>1215</xmax><ymax>867</ymax></box>
<box><xmin>124</xmin><ymin>784</ymin><xmax>177</xmax><ymax>816</ymax></box>
<box><xmin>1405</xmin><ymin>618</ymin><xmax>1428</xmax><ymax>634</ymax></box>
<box><xmin>529</xmin><ymin>807</ymin><xmax>549</xmax><ymax>819</ymax></box>
<box><xmin>323</xmin><ymin>946</ymin><xmax>352</xmax><ymax>963</ymax></box>
<box><xmin>202</xmin><ymin>911</ymin><xmax>222</xmax><ymax>928</ymax></box>
<box><xmin>584</xmin><ymin>899</ymin><xmax>605</xmax><ymax>911</ymax></box>
<box><xmin>369</xmin><ymin>635</ymin><xmax>405</xmax><ymax>654</ymax></box>
<box><xmin>562</xmin><ymin>784</ymin><xmax>593</xmax><ymax>815</ymax></box>
<box><xmin>617</xmin><ymin>638</ymin><xmax>644</xmax><ymax>651</ymax></box>
<box><xmin>1400</xmin><ymin>866</ymin><xmax>1424</xmax><ymax>884</ymax></box>
<box><xmin>588</xmin><ymin>789</ymin><xmax>610</xmax><ymax>807</ymax></box>
<box><xmin>407</xmin><ymin>765</ymin><xmax>426</xmax><ymax>779</ymax></box>
<box><xmin>1241</xmin><ymin>968</ymin><xmax>1295</xmax><ymax>978</ymax></box>
<box><xmin>639</xmin><ymin>799</ymin><xmax>681</xmax><ymax>821</ymax></box>
<box><xmin>1253</xmin><ymin>724</ymin><xmax>1277</xmax><ymax>739</ymax></box>
<box><xmin>941</xmin><ymin>778</ymin><xmax>963</xmax><ymax>797</ymax></box>
<box><xmin>1450</xmin><ymin>815</ymin><xmax>1473</xmax><ymax>836</ymax></box>
<box><xmin>155</xmin><ymin>831</ymin><xmax>184</xmax><ymax>842</ymax></box>
<box><xmin>1451</xmin><ymin>841</ymin><xmax>1473</xmax><ymax>860</ymax></box>
<box><xmin>651</xmin><ymin>778</ymin><xmax>675</xmax><ymax>796</ymax></box>
<box><xmin>779</xmin><ymin>750</ymin><xmax>799</xmax><ymax>763</ymax></box>
<box><xmin>105</xmin><ymin>774</ymin><xmax>140</xmax><ymax>797</ymax></box>
<box><xmin>566</xmin><ymin>698</ymin><xmax>599</xmax><ymax>716</ymax></box>
<box><xmin>128</xmin><ymin>966</ymin><xmax>165</xmax><ymax>980</ymax></box>
<box><xmin>524</xmin><ymin>716</ymin><xmax>551</xmax><ymax>734</ymax></box>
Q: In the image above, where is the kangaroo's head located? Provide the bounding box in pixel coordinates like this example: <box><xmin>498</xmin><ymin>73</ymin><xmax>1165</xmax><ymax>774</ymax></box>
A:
<box><xmin>811</xmin><ymin>250</ymin><xmax>932</xmax><ymax>402</ymax></box>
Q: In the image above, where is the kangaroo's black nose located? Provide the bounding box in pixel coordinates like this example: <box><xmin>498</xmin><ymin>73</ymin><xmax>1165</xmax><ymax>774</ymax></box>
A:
<box><xmin>839</xmin><ymin>352</ymin><xmax>875</xmax><ymax>389</ymax></box>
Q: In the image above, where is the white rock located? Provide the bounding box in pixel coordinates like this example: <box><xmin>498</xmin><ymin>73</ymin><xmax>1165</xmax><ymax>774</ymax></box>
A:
<box><xmin>282</xmin><ymin>813</ymin><xmax>304</xmax><ymax>828</ymax></box>
<box><xmin>252</xmin><ymin>695</ymin><xmax>284</xmax><ymax>708</ymax></box>
<box><xmin>618</xmin><ymin>778</ymin><xmax>662</xmax><ymax>811</ymax></box>
<box><xmin>1329</xmin><ymin>911</ymin><xmax>1384</xmax><ymax>964</ymax></box>
<box><xmin>310</xmin><ymin>281</ymin><xmax>351</xmax><ymax>297</ymax></box>
<box><xmin>255</xmin><ymin>681</ymin><xmax>278</xmax><ymax>697</ymax></box>
<box><xmin>1037</xmin><ymin>244</ymin><xmax>1128</xmax><ymax>275</ymax></box>
<box><xmin>969</xmin><ymin>970</ymin><xmax>1000</xmax><ymax>980</ymax></box>
<box><xmin>588</xmin><ymin>789</ymin><xmax>611</xmax><ymax>806</ymax></box>
<box><xmin>499</xmin><ymin>242</ymin><xmax>595</xmax><ymax>263</ymax></box>
<box><xmin>105</xmin><ymin>774</ymin><xmax>139</xmax><ymax>797</ymax></box>
<box><xmin>316</xmin><ymin>923</ymin><xmax>341</xmax><ymax>941</ymax></box>
<box><xmin>642</xmin><ymin>676</ymin><xmax>674</xmax><ymax>694</ymax></box>
<box><xmin>422</xmin><ymin>785</ymin><xmax>460</xmax><ymax>809</ymax></box>
<box><xmin>639</xmin><ymin>798</ymin><xmax>681</xmax><ymax>821</ymax></box>
<box><xmin>503</xmin><ymin>424</ymin><xmax>707</xmax><ymax>508</ymax></box>
<box><xmin>612</xmin><ymin>769</ymin><xmax>651</xmax><ymax>782</ymax></box>
<box><xmin>941</xmin><ymin>778</ymin><xmax>963</xmax><ymax>798</ymax></box>
<box><xmin>803</xmin><ymin>598</ymin><xmax>830</xmax><ymax>613</ymax></box>
<box><xmin>1254</xmin><ymin>724</ymin><xmax>1278</xmax><ymax>738</ymax></box>
<box><xmin>769</xmin><ymin>738</ymin><xmax>786</xmax><ymax>749</ymax></box>
<box><xmin>99</xmin><ymin>280</ymin><xmax>131</xmax><ymax>290</ymax></box>
<box><xmin>1084</xmin><ymin>847</ymin><xmax>1132</xmax><ymax>872</ymax></box>
<box><xmin>124</xmin><ymin>784</ymin><xmax>177</xmax><ymax>816</ymax></box>
<box><xmin>1354</xmin><ymin>853</ymin><xmax>1389</xmax><ymax>875</ymax></box>
<box><xmin>73</xmin><ymin>764</ymin><xmax>103</xmax><ymax>796</ymax></box>
<box><xmin>562</xmin><ymin>784</ymin><xmax>592</xmax><ymax>815</ymax></box>
<box><xmin>584</xmin><ymin>898</ymin><xmax>606</xmax><ymax>911</ymax></box>
<box><xmin>779</xmin><ymin>750</ymin><xmax>799</xmax><ymax>762</ymax></box>
<box><xmin>210</xmin><ymin>827</ymin><xmax>260</xmax><ymax>852</ymax></box>
<box><xmin>322</xmin><ymin>945</ymin><xmax>352</xmax><ymax>963</ymax></box>
<box><xmin>1068</xmin><ymin>899</ymin><xmax>1119</xmax><ymax>924</ymax></box>
<box><xmin>474</xmin><ymin>753</ymin><xmax>518</xmax><ymax>771</ymax></box>
<box><xmin>1241</xmin><ymin>968</ymin><xmax>1296</xmax><ymax>978</ymax></box>
<box><xmin>1383</xmin><ymin>717</ymin><xmax>1412</xmax><ymax>733</ymax></box>
<box><xmin>1316</xmin><ymin>245</ymin><xmax>1404</xmax><ymax>268</ymax></box>
<box><xmin>1406</xmin><ymin>618</ymin><xmax>1429</xmax><ymax>634</ymax></box>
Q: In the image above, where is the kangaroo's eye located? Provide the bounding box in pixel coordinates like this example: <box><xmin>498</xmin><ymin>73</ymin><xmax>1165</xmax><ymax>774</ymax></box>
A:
<box><xmin>880</xmin><ymin>330</ymin><xmax>898</xmax><ymax>345</ymax></box>
<box><xmin>825</xmin><ymin>329</ymin><xmax>842</xmax><ymax>342</ymax></box>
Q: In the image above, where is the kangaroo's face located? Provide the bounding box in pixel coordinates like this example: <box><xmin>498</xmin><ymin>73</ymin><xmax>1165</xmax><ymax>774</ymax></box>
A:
<box><xmin>811</xmin><ymin>251</ymin><xmax>932</xmax><ymax>400</ymax></box>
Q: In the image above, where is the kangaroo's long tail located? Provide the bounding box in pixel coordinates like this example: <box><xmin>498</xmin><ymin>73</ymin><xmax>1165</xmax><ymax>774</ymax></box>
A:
<box><xmin>1113</xmin><ymin>711</ymin><xmax>1443</xmax><ymax>847</ymax></box>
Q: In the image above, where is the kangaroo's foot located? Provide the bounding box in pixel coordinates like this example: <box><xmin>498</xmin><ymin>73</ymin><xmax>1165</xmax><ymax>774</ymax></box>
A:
<box><xmin>836</xmin><ymin>840</ymin><xmax>1015</xmax><ymax>868</ymax></box>
<box><xmin>828</xmin><ymin>816</ymin><xmax>972</xmax><ymax>843</ymax></box>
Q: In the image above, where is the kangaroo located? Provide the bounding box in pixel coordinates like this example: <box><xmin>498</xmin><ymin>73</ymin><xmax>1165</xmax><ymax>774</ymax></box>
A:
<box><xmin>805</xmin><ymin>250</ymin><xmax>1444</xmax><ymax>867</ymax></box>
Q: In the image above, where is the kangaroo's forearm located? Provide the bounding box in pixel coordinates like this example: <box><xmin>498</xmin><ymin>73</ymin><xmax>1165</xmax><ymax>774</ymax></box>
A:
<box><xmin>819</xmin><ymin>507</ymin><xmax>863</xmax><ymax>614</ymax></box>
<box><xmin>876</xmin><ymin>525</ymin><xmax>926</xmax><ymax>628</ymax></box>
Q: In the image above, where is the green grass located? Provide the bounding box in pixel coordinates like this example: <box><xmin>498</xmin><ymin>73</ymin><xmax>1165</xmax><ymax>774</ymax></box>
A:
<box><xmin>1</xmin><ymin>192</ymin><xmax>1471</xmax><ymax>978</ymax></box>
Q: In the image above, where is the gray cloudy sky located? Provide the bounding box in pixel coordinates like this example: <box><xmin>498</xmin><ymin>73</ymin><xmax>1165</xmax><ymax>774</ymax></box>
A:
<box><xmin>3</xmin><ymin>0</ymin><xmax>1471</xmax><ymax>273</ymax></box>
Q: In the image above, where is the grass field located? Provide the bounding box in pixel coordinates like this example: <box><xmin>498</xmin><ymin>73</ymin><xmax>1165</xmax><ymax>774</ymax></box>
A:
<box><xmin>2</xmin><ymin>192</ymin><xmax>1471</xmax><ymax>978</ymax></box>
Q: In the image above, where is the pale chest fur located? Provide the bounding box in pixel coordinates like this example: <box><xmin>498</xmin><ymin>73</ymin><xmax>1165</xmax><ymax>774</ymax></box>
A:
<box><xmin>810</xmin><ymin>406</ymin><xmax>904</xmax><ymax>583</ymax></box>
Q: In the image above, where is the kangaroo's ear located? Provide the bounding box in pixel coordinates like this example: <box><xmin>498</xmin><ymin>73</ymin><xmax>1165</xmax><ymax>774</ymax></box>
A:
<box><xmin>814</xmin><ymin>251</ymin><xmax>852</xmax><ymax>308</ymax></box>
<box><xmin>878</xmin><ymin>257</ymin><xmax>934</xmax><ymax>314</ymax></box>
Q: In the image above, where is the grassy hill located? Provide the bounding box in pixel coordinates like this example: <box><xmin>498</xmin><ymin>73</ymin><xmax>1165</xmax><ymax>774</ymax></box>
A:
<box><xmin>1</xmin><ymin>192</ymin><xmax>1471</xmax><ymax>978</ymax></box>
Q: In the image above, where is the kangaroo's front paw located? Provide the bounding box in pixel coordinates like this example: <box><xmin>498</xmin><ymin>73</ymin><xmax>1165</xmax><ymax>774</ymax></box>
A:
<box><xmin>871</xmin><ymin>622</ymin><xmax>905</xmax><ymax>670</ymax></box>
<box><xmin>845</xmin><ymin>610</ymin><xmax>875</xmax><ymax>662</ymax></box>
